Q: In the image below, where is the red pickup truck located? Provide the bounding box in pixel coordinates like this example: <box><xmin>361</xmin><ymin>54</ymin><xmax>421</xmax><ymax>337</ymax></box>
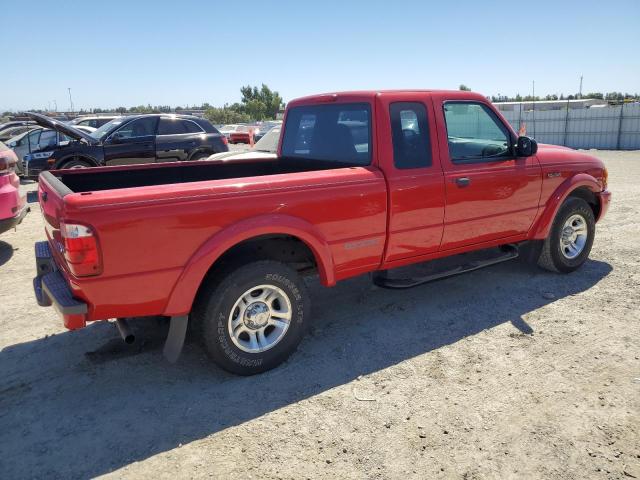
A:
<box><xmin>33</xmin><ymin>90</ymin><xmax>611</xmax><ymax>375</ymax></box>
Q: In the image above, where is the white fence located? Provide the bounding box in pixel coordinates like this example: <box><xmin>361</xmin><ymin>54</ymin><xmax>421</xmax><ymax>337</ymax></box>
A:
<box><xmin>496</xmin><ymin>103</ymin><xmax>640</xmax><ymax>150</ymax></box>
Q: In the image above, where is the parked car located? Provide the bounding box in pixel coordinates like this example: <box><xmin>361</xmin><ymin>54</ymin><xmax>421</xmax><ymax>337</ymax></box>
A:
<box><xmin>0</xmin><ymin>120</ymin><xmax>36</xmax><ymax>133</ymax></box>
<box><xmin>5</xmin><ymin>127</ymin><xmax>68</xmax><ymax>176</ymax></box>
<box><xmin>0</xmin><ymin>142</ymin><xmax>28</xmax><ymax>234</ymax></box>
<box><xmin>218</xmin><ymin>124</ymin><xmax>240</xmax><ymax>139</ymax></box>
<box><xmin>254</xmin><ymin>121</ymin><xmax>281</xmax><ymax>142</ymax></box>
<box><xmin>73</xmin><ymin>125</ymin><xmax>97</xmax><ymax>134</ymax></box>
<box><xmin>229</xmin><ymin>125</ymin><xmax>256</xmax><ymax>144</ymax></box>
<box><xmin>22</xmin><ymin>113</ymin><xmax>228</xmax><ymax>177</ymax></box>
<box><xmin>207</xmin><ymin>126</ymin><xmax>280</xmax><ymax>161</ymax></box>
<box><xmin>0</xmin><ymin>124</ymin><xmax>39</xmax><ymax>142</ymax></box>
<box><xmin>32</xmin><ymin>89</ymin><xmax>610</xmax><ymax>376</ymax></box>
<box><xmin>68</xmin><ymin>115</ymin><xmax>120</xmax><ymax>129</ymax></box>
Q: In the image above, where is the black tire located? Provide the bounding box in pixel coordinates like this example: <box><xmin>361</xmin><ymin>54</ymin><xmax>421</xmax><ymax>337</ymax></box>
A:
<box><xmin>62</xmin><ymin>158</ymin><xmax>92</xmax><ymax>169</ymax></box>
<box><xmin>193</xmin><ymin>260</ymin><xmax>310</xmax><ymax>375</ymax></box>
<box><xmin>537</xmin><ymin>197</ymin><xmax>595</xmax><ymax>273</ymax></box>
<box><xmin>189</xmin><ymin>151</ymin><xmax>209</xmax><ymax>161</ymax></box>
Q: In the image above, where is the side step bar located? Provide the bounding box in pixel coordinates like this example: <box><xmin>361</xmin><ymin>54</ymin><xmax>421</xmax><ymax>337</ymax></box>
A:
<box><xmin>373</xmin><ymin>245</ymin><xmax>519</xmax><ymax>289</ymax></box>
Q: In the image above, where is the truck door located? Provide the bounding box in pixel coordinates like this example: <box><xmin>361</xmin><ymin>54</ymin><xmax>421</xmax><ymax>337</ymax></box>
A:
<box><xmin>103</xmin><ymin>116</ymin><xmax>158</xmax><ymax>166</ymax></box>
<box><xmin>434</xmin><ymin>98</ymin><xmax>541</xmax><ymax>250</ymax></box>
<box><xmin>377</xmin><ymin>94</ymin><xmax>445</xmax><ymax>263</ymax></box>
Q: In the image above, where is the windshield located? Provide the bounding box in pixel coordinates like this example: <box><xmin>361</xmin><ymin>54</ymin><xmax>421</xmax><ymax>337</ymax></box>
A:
<box><xmin>90</xmin><ymin>117</ymin><xmax>126</xmax><ymax>139</ymax></box>
<box><xmin>254</xmin><ymin>127</ymin><xmax>281</xmax><ymax>152</ymax></box>
<box><xmin>221</xmin><ymin>124</ymin><xmax>238</xmax><ymax>131</ymax></box>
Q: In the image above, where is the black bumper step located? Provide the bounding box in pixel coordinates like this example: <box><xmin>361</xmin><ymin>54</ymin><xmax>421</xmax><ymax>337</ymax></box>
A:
<box><xmin>35</xmin><ymin>240</ymin><xmax>55</xmax><ymax>275</ymax></box>
<box><xmin>33</xmin><ymin>241</ymin><xmax>88</xmax><ymax>315</ymax></box>
<box><xmin>373</xmin><ymin>245</ymin><xmax>519</xmax><ymax>289</ymax></box>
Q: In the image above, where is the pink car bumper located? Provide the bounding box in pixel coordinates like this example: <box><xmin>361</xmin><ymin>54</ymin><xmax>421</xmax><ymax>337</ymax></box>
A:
<box><xmin>0</xmin><ymin>162</ymin><xmax>28</xmax><ymax>234</ymax></box>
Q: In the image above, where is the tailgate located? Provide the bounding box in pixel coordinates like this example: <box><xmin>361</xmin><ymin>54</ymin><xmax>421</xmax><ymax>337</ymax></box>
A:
<box><xmin>38</xmin><ymin>172</ymin><xmax>72</xmax><ymax>269</ymax></box>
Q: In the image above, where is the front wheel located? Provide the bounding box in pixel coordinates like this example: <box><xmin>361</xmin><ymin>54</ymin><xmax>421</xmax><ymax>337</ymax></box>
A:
<box><xmin>62</xmin><ymin>159</ymin><xmax>91</xmax><ymax>169</ymax></box>
<box><xmin>537</xmin><ymin>197</ymin><xmax>595</xmax><ymax>273</ymax></box>
<box><xmin>194</xmin><ymin>260</ymin><xmax>310</xmax><ymax>375</ymax></box>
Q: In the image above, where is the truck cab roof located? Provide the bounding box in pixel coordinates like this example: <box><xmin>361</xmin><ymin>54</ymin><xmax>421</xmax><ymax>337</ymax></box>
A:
<box><xmin>287</xmin><ymin>90</ymin><xmax>489</xmax><ymax>107</ymax></box>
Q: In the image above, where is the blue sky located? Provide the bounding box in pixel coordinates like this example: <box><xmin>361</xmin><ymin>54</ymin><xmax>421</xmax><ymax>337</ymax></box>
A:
<box><xmin>2</xmin><ymin>0</ymin><xmax>639</xmax><ymax>111</ymax></box>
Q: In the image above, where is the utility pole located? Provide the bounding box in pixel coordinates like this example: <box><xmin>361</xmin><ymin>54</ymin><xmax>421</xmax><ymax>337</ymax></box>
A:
<box><xmin>54</xmin><ymin>100</ymin><xmax>57</xmax><ymax>112</ymax></box>
<box><xmin>579</xmin><ymin>75</ymin><xmax>583</xmax><ymax>99</ymax></box>
<box><xmin>68</xmin><ymin>87</ymin><xmax>74</xmax><ymax>113</ymax></box>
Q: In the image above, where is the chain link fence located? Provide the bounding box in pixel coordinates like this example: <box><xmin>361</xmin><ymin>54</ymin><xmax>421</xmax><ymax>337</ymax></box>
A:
<box><xmin>496</xmin><ymin>103</ymin><xmax>640</xmax><ymax>150</ymax></box>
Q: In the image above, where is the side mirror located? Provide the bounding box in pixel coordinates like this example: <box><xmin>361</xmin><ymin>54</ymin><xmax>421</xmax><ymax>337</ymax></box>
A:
<box><xmin>109</xmin><ymin>132</ymin><xmax>124</xmax><ymax>144</ymax></box>
<box><xmin>516</xmin><ymin>136</ymin><xmax>538</xmax><ymax>157</ymax></box>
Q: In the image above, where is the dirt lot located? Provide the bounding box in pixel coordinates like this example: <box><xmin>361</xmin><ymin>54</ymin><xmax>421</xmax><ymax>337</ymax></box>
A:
<box><xmin>1</xmin><ymin>150</ymin><xmax>638</xmax><ymax>479</ymax></box>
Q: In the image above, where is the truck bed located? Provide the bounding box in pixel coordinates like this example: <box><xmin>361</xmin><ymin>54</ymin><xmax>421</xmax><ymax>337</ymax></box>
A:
<box><xmin>51</xmin><ymin>157</ymin><xmax>356</xmax><ymax>193</ymax></box>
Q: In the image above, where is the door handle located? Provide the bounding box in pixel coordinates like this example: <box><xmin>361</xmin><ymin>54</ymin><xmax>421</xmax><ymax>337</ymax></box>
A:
<box><xmin>455</xmin><ymin>177</ymin><xmax>471</xmax><ymax>187</ymax></box>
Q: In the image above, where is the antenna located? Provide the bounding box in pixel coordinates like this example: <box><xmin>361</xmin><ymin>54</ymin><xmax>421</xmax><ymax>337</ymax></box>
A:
<box><xmin>579</xmin><ymin>75</ymin><xmax>583</xmax><ymax>99</ymax></box>
<box><xmin>532</xmin><ymin>80</ymin><xmax>536</xmax><ymax>138</ymax></box>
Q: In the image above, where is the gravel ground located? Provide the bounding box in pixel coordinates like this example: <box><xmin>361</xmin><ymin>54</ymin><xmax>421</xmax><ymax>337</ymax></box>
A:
<box><xmin>0</xmin><ymin>150</ymin><xmax>638</xmax><ymax>479</ymax></box>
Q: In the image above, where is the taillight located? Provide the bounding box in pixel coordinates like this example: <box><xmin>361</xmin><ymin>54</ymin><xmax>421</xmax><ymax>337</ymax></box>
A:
<box><xmin>0</xmin><ymin>156</ymin><xmax>16</xmax><ymax>174</ymax></box>
<box><xmin>60</xmin><ymin>221</ymin><xmax>102</xmax><ymax>276</ymax></box>
<box><xmin>221</xmin><ymin>135</ymin><xmax>228</xmax><ymax>145</ymax></box>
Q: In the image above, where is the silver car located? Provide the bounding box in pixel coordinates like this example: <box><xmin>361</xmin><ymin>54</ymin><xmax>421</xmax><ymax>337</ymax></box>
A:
<box><xmin>5</xmin><ymin>128</ymin><xmax>67</xmax><ymax>176</ymax></box>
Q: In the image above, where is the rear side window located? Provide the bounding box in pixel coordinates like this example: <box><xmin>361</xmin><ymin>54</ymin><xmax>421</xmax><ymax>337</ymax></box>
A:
<box><xmin>159</xmin><ymin>118</ymin><xmax>204</xmax><ymax>135</ymax></box>
<box><xmin>182</xmin><ymin>120</ymin><xmax>203</xmax><ymax>133</ymax></box>
<box><xmin>389</xmin><ymin>102</ymin><xmax>432</xmax><ymax>169</ymax></box>
<box><xmin>158</xmin><ymin>118</ymin><xmax>187</xmax><ymax>135</ymax></box>
<box><xmin>281</xmin><ymin>103</ymin><xmax>371</xmax><ymax>165</ymax></box>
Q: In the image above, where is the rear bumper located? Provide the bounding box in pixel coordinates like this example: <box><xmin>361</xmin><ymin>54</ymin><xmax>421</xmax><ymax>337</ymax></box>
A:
<box><xmin>24</xmin><ymin>157</ymin><xmax>49</xmax><ymax>178</ymax></box>
<box><xmin>33</xmin><ymin>241</ymin><xmax>88</xmax><ymax>330</ymax></box>
<box><xmin>230</xmin><ymin>134</ymin><xmax>251</xmax><ymax>143</ymax></box>
<box><xmin>0</xmin><ymin>205</ymin><xmax>29</xmax><ymax>234</ymax></box>
<box><xmin>597</xmin><ymin>189</ymin><xmax>611</xmax><ymax>221</ymax></box>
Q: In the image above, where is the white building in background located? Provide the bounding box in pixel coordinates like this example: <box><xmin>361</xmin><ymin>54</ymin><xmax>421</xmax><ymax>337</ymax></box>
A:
<box><xmin>494</xmin><ymin>98</ymin><xmax>607</xmax><ymax>112</ymax></box>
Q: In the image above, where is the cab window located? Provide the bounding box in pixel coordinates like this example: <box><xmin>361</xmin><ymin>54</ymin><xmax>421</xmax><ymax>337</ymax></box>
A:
<box><xmin>281</xmin><ymin>103</ymin><xmax>371</xmax><ymax>166</ymax></box>
<box><xmin>390</xmin><ymin>102</ymin><xmax>432</xmax><ymax>169</ymax></box>
<box><xmin>443</xmin><ymin>102</ymin><xmax>511</xmax><ymax>163</ymax></box>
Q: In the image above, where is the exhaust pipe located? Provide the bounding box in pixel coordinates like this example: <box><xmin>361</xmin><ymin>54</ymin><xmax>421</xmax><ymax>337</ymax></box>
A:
<box><xmin>115</xmin><ymin>318</ymin><xmax>135</xmax><ymax>344</ymax></box>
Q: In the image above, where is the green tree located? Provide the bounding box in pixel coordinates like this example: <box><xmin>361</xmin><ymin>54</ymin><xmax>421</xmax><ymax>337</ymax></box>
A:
<box><xmin>205</xmin><ymin>106</ymin><xmax>250</xmax><ymax>124</ymax></box>
<box><xmin>459</xmin><ymin>84</ymin><xmax>471</xmax><ymax>91</ymax></box>
<box><xmin>240</xmin><ymin>84</ymin><xmax>284</xmax><ymax>119</ymax></box>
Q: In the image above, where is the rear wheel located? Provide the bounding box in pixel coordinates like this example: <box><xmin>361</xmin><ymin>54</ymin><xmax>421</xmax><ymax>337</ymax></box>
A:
<box><xmin>537</xmin><ymin>197</ymin><xmax>595</xmax><ymax>273</ymax></box>
<box><xmin>194</xmin><ymin>260</ymin><xmax>310</xmax><ymax>375</ymax></box>
<box><xmin>189</xmin><ymin>151</ymin><xmax>209</xmax><ymax>161</ymax></box>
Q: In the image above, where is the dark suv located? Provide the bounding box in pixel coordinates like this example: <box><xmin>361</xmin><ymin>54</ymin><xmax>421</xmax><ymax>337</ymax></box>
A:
<box><xmin>23</xmin><ymin>112</ymin><xmax>228</xmax><ymax>177</ymax></box>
